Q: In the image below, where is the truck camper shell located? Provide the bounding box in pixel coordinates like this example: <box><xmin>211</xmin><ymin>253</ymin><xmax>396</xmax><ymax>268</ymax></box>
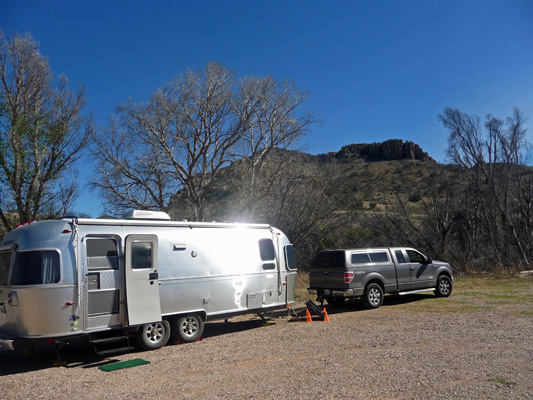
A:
<box><xmin>0</xmin><ymin>211</ymin><xmax>297</xmax><ymax>352</ymax></box>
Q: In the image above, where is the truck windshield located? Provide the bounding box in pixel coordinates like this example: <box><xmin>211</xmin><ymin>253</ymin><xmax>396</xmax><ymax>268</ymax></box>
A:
<box><xmin>0</xmin><ymin>251</ymin><xmax>12</xmax><ymax>286</ymax></box>
<box><xmin>310</xmin><ymin>251</ymin><xmax>345</xmax><ymax>269</ymax></box>
<box><xmin>11</xmin><ymin>250</ymin><xmax>60</xmax><ymax>285</ymax></box>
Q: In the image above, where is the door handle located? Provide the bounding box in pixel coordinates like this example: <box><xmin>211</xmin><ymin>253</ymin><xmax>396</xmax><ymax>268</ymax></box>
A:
<box><xmin>149</xmin><ymin>272</ymin><xmax>159</xmax><ymax>280</ymax></box>
<box><xmin>410</xmin><ymin>267</ymin><xmax>415</xmax><ymax>271</ymax></box>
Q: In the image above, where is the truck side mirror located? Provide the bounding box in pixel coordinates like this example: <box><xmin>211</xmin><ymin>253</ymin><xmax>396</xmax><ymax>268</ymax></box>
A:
<box><xmin>424</xmin><ymin>257</ymin><xmax>432</xmax><ymax>264</ymax></box>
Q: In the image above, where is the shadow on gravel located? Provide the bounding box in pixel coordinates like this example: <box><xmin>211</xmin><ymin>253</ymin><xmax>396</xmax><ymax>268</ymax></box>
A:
<box><xmin>304</xmin><ymin>292</ymin><xmax>437</xmax><ymax>316</ymax></box>
<box><xmin>203</xmin><ymin>319</ymin><xmax>273</xmax><ymax>339</ymax></box>
<box><xmin>0</xmin><ymin>345</ymin><xmax>120</xmax><ymax>376</ymax></box>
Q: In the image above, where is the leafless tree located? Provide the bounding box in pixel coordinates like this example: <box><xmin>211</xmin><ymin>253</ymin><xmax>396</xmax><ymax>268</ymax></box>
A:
<box><xmin>0</xmin><ymin>31</ymin><xmax>93</xmax><ymax>232</ymax></box>
<box><xmin>91</xmin><ymin>62</ymin><xmax>314</xmax><ymax>221</ymax></box>
<box><xmin>441</xmin><ymin>107</ymin><xmax>531</xmax><ymax>268</ymax></box>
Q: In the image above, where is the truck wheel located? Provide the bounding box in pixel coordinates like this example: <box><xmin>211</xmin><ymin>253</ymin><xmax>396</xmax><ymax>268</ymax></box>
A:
<box><xmin>435</xmin><ymin>276</ymin><xmax>452</xmax><ymax>297</ymax></box>
<box><xmin>171</xmin><ymin>314</ymin><xmax>204</xmax><ymax>343</ymax></box>
<box><xmin>326</xmin><ymin>297</ymin><xmax>345</xmax><ymax>306</ymax></box>
<box><xmin>135</xmin><ymin>320</ymin><xmax>171</xmax><ymax>350</ymax></box>
<box><xmin>362</xmin><ymin>283</ymin><xmax>384</xmax><ymax>309</ymax></box>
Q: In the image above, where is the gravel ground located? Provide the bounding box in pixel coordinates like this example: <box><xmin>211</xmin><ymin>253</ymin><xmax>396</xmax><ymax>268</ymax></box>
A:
<box><xmin>1</xmin><ymin>294</ymin><xmax>531</xmax><ymax>400</ymax></box>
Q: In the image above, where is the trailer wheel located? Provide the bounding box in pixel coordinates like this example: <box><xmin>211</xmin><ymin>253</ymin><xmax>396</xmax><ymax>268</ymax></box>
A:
<box><xmin>135</xmin><ymin>320</ymin><xmax>171</xmax><ymax>350</ymax></box>
<box><xmin>362</xmin><ymin>283</ymin><xmax>384</xmax><ymax>309</ymax></box>
<box><xmin>435</xmin><ymin>275</ymin><xmax>452</xmax><ymax>297</ymax></box>
<box><xmin>171</xmin><ymin>314</ymin><xmax>204</xmax><ymax>343</ymax></box>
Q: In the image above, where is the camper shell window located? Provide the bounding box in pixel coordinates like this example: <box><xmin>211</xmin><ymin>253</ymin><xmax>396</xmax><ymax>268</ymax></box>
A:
<box><xmin>11</xmin><ymin>250</ymin><xmax>60</xmax><ymax>285</ymax></box>
<box><xmin>87</xmin><ymin>238</ymin><xmax>119</xmax><ymax>270</ymax></box>
<box><xmin>0</xmin><ymin>251</ymin><xmax>12</xmax><ymax>286</ymax></box>
<box><xmin>351</xmin><ymin>253</ymin><xmax>370</xmax><ymax>264</ymax></box>
<box><xmin>369</xmin><ymin>252</ymin><xmax>389</xmax><ymax>263</ymax></box>
<box><xmin>311</xmin><ymin>251</ymin><xmax>346</xmax><ymax>269</ymax></box>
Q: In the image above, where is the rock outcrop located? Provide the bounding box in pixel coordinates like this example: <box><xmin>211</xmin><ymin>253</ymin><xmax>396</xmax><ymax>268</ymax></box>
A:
<box><xmin>335</xmin><ymin>139</ymin><xmax>434</xmax><ymax>162</ymax></box>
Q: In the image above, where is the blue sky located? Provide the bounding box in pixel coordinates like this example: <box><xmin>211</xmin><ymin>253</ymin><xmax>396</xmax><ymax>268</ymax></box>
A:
<box><xmin>2</xmin><ymin>1</ymin><xmax>532</xmax><ymax>217</ymax></box>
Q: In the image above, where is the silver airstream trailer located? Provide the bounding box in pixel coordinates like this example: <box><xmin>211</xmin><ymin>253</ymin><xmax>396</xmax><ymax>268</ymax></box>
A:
<box><xmin>0</xmin><ymin>210</ymin><xmax>297</xmax><ymax>353</ymax></box>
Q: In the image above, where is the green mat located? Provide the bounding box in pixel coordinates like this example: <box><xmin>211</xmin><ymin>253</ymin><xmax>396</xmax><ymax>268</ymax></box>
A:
<box><xmin>99</xmin><ymin>358</ymin><xmax>150</xmax><ymax>372</ymax></box>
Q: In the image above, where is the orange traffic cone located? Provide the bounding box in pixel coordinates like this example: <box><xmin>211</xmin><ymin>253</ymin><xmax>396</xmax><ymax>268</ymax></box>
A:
<box><xmin>323</xmin><ymin>308</ymin><xmax>330</xmax><ymax>322</ymax></box>
<box><xmin>306</xmin><ymin>308</ymin><xmax>312</xmax><ymax>322</ymax></box>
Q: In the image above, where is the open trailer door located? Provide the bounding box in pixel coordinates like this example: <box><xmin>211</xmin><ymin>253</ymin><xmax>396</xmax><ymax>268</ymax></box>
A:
<box><xmin>125</xmin><ymin>234</ymin><xmax>162</xmax><ymax>326</ymax></box>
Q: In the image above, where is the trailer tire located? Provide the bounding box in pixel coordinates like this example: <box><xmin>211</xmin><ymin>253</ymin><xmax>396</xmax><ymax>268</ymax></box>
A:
<box><xmin>171</xmin><ymin>314</ymin><xmax>204</xmax><ymax>343</ymax></box>
<box><xmin>435</xmin><ymin>275</ymin><xmax>452</xmax><ymax>297</ymax></box>
<box><xmin>362</xmin><ymin>283</ymin><xmax>384</xmax><ymax>309</ymax></box>
<box><xmin>135</xmin><ymin>320</ymin><xmax>171</xmax><ymax>350</ymax></box>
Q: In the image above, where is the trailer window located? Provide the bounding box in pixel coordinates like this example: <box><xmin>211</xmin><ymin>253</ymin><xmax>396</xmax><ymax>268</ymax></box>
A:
<box><xmin>285</xmin><ymin>245</ymin><xmax>297</xmax><ymax>271</ymax></box>
<box><xmin>0</xmin><ymin>251</ymin><xmax>12</xmax><ymax>285</ymax></box>
<box><xmin>11</xmin><ymin>251</ymin><xmax>60</xmax><ymax>285</ymax></box>
<box><xmin>259</xmin><ymin>239</ymin><xmax>276</xmax><ymax>270</ymax></box>
<box><xmin>131</xmin><ymin>242</ymin><xmax>152</xmax><ymax>270</ymax></box>
<box><xmin>87</xmin><ymin>238</ymin><xmax>119</xmax><ymax>270</ymax></box>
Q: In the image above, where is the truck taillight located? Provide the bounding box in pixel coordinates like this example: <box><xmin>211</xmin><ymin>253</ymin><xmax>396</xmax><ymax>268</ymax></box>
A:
<box><xmin>344</xmin><ymin>272</ymin><xmax>354</xmax><ymax>284</ymax></box>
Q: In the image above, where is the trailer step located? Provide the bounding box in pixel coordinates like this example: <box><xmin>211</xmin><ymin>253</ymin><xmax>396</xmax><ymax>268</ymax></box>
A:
<box><xmin>95</xmin><ymin>346</ymin><xmax>135</xmax><ymax>357</ymax></box>
<box><xmin>90</xmin><ymin>336</ymin><xmax>130</xmax><ymax>345</ymax></box>
<box><xmin>90</xmin><ymin>335</ymin><xmax>133</xmax><ymax>356</ymax></box>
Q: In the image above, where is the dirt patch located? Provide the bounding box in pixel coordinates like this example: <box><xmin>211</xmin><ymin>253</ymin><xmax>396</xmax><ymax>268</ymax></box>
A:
<box><xmin>1</xmin><ymin>292</ymin><xmax>532</xmax><ymax>399</ymax></box>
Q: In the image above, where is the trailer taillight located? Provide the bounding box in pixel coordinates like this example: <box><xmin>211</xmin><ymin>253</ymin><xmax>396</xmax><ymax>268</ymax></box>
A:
<box><xmin>344</xmin><ymin>272</ymin><xmax>354</xmax><ymax>284</ymax></box>
<box><xmin>7</xmin><ymin>291</ymin><xmax>19</xmax><ymax>306</ymax></box>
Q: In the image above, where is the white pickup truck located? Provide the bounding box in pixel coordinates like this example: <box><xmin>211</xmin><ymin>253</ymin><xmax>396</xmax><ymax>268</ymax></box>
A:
<box><xmin>307</xmin><ymin>247</ymin><xmax>453</xmax><ymax>309</ymax></box>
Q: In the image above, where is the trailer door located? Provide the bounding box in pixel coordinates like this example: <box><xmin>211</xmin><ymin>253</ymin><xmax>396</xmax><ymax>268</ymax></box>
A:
<box><xmin>125</xmin><ymin>235</ymin><xmax>161</xmax><ymax>326</ymax></box>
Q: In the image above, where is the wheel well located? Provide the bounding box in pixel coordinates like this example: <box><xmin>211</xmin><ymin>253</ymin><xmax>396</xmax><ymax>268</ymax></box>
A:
<box><xmin>365</xmin><ymin>279</ymin><xmax>384</xmax><ymax>291</ymax></box>
<box><xmin>165</xmin><ymin>311</ymin><xmax>207</xmax><ymax>323</ymax></box>
<box><xmin>437</xmin><ymin>272</ymin><xmax>451</xmax><ymax>280</ymax></box>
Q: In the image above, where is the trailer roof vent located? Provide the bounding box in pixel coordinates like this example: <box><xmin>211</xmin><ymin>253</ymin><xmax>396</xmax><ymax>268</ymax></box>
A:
<box><xmin>121</xmin><ymin>210</ymin><xmax>171</xmax><ymax>220</ymax></box>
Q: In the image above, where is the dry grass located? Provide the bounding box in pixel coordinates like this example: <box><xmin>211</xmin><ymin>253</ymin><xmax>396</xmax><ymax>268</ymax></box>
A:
<box><xmin>295</xmin><ymin>271</ymin><xmax>533</xmax><ymax>315</ymax></box>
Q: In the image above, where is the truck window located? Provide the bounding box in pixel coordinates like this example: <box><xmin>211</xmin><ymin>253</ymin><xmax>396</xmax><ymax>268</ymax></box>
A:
<box><xmin>11</xmin><ymin>250</ymin><xmax>60</xmax><ymax>285</ymax></box>
<box><xmin>369</xmin><ymin>252</ymin><xmax>389</xmax><ymax>263</ymax></box>
<box><xmin>351</xmin><ymin>253</ymin><xmax>370</xmax><ymax>264</ymax></box>
<box><xmin>395</xmin><ymin>250</ymin><xmax>407</xmax><ymax>263</ymax></box>
<box><xmin>131</xmin><ymin>242</ymin><xmax>153</xmax><ymax>270</ymax></box>
<box><xmin>259</xmin><ymin>239</ymin><xmax>276</xmax><ymax>270</ymax></box>
<box><xmin>0</xmin><ymin>251</ymin><xmax>12</xmax><ymax>285</ymax></box>
<box><xmin>285</xmin><ymin>245</ymin><xmax>297</xmax><ymax>271</ymax></box>
<box><xmin>87</xmin><ymin>238</ymin><xmax>119</xmax><ymax>270</ymax></box>
<box><xmin>312</xmin><ymin>251</ymin><xmax>345</xmax><ymax>269</ymax></box>
<box><xmin>406</xmin><ymin>250</ymin><xmax>424</xmax><ymax>264</ymax></box>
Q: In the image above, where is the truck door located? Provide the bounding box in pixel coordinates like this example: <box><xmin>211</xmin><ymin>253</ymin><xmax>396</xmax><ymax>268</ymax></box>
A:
<box><xmin>393</xmin><ymin>249</ymin><xmax>412</xmax><ymax>292</ymax></box>
<box><xmin>125</xmin><ymin>235</ymin><xmax>162</xmax><ymax>326</ymax></box>
<box><xmin>405</xmin><ymin>249</ymin><xmax>435</xmax><ymax>290</ymax></box>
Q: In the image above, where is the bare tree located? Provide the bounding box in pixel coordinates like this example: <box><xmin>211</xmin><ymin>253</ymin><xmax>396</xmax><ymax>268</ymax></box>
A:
<box><xmin>440</xmin><ymin>107</ymin><xmax>531</xmax><ymax>268</ymax></box>
<box><xmin>233</xmin><ymin>76</ymin><xmax>316</xmax><ymax>218</ymax></box>
<box><xmin>91</xmin><ymin>62</ymin><xmax>314</xmax><ymax>221</ymax></box>
<box><xmin>0</xmin><ymin>31</ymin><xmax>93</xmax><ymax>232</ymax></box>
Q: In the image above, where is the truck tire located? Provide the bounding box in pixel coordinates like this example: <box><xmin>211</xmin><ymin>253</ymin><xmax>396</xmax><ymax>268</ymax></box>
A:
<box><xmin>171</xmin><ymin>314</ymin><xmax>204</xmax><ymax>343</ymax></box>
<box><xmin>435</xmin><ymin>275</ymin><xmax>452</xmax><ymax>297</ymax></box>
<box><xmin>362</xmin><ymin>283</ymin><xmax>384</xmax><ymax>309</ymax></box>
<box><xmin>135</xmin><ymin>320</ymin><xmax>171</xmax><ymax>350</ymax></box>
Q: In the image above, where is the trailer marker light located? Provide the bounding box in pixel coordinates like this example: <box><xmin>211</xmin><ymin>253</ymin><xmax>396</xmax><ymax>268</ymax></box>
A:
<box><xmin>62</xmin><ymin>229</ymin><xmax>71</xmax><ymax>234</ymax></box>
<box><xmin>344</xmin><ymin>272</ymin><xmax>354</xmax><ymax>284</ymax></box>
<box><xmin>66</xmin><ymin>302</ymin><xmax>74</xmax><ymax>306</ymax></box>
